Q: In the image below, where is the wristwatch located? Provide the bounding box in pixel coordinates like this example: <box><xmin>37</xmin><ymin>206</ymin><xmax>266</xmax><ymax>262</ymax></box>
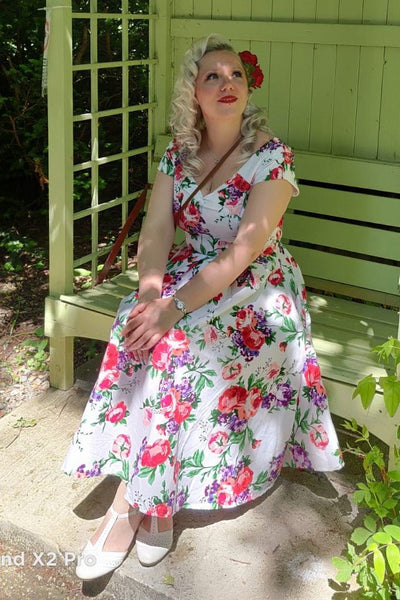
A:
<box><xmin>173</xmin><ymin>294</ymin><xmax>187</xmax><ymax>316</ymax></box>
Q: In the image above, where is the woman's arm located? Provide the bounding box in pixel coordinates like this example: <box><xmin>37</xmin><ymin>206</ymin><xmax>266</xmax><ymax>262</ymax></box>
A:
<box><xmin>135</xmin><ymin>171</ymin><xmax>175</xmax><ymax>302</ymax></box>
<box><xmin>123</xmin><ymin>178</ymin><xmax>293</xmax><ymax>353</ymax></box>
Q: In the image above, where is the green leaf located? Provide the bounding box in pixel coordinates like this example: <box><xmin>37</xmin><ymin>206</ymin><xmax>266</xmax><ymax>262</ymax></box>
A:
<box><xmin>351</xmin><ymin>527</ymin><xmax>372</xmax><ymax>545</ymax></box>
<box><xmin>373</xmin><ymin>531</ymin><xmax>392</xmax><ymax>545</ymax></box>
<box><xmin>373</xmin><ymin>548</ymin><xmax>386</xmax><ymax>584</ymax></box>
<box><xmin>162</xmin><ymin>573</ymin><xmax>175</xmax><ymax>586</ymax></box>
<box><xmin>331</xmin><ymin>557</ymin><xmax>353</xmax><ymax>582</ymax></box>
<box><xmin>12</xmin><ymin>417</ymin><xmax>37</xmax><ymax>428</ymax></box>
<box><xmin>387</xmin><ymin>470</ymin><xmax>400</xmax><ymax>482</ymax></box>
<box><xmin>379</xmin><ymin>376</ymin><xmax>400</xmax><ymax>417</ymax></box>
<box><xmin>386</xmin><ymin>543</ymin><xmax>400</xmax><ymax>575</ymax></box>
<box><xmin>384</xmin><ymin>525</ymin><xmax>400</xmax><ymax>542</ymax></box>
<box><xmin>364</xmin><ymin>515</ymin><xmax>377</xmax><ymax>533</ymax></box>
<box><xmin>352</xmin><ymin>374</ymin><xmax>376</xmax><ymax>410</ymax></box>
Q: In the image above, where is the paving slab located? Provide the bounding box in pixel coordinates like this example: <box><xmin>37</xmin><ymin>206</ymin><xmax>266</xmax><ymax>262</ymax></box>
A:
<box><xmin>0</xmin><ymin>370</ymin><xmax>361</xmax><ymax>600</ymax></box>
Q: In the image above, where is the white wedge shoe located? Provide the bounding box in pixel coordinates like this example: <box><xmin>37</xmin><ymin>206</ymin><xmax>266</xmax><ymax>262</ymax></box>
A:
<box><xmin>135</xmin><ymin>516</ymin><xmax>173</xmax><ymax>567</ymax></box>
<box><xmin>75</xmin><ymin>505</ymin><xmax>140</xmax><ymax>580</ymax></box>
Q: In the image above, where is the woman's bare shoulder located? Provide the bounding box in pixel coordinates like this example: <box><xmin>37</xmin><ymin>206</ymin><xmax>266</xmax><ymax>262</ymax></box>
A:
<box><xmin>254</xmin><ymin>130</ymin><xmax>273</xmax><ymax>148</ymax></box>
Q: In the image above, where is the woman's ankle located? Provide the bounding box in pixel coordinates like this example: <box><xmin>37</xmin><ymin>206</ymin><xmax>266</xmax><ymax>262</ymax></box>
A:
<box><xmin>141</xmin><ymin>515</ymin><xmax>173</xmax><ymax>533</ymax></box>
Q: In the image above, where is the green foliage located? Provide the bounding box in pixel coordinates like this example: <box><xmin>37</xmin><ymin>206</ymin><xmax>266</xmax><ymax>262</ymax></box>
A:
<box><xmin>353</xmin><ymin>338</ymin><xmax>400</xmax><ymax>418</ymax></box>
<box><xmin>0</xmin><ymin>230</ymin><xmax>45</xmax><ymax>272</ymax></box>
<box><xmin>19</xmin><ymin>327</ymin><xmax>49</xmax><ymax>371</ymax></box>
<box><xmin>332</xmin><ymin>339</ymin><xmax>400</xmax><ymax>598</ymax></box>
<box><xmin>0</xmin><ymin>0</ymin><xmax>149</xmax><ymax>212</ymax></box>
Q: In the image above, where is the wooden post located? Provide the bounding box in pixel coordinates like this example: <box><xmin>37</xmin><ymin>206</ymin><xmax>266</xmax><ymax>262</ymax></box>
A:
<box><xmin>45</xmin><ymin>0</ymin><xmax>74</xmax><ymax>389</ymax></box>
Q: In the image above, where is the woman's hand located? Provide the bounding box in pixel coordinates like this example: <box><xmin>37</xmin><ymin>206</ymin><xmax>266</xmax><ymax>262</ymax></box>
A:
<box><xmin>122</xmin><ymin>297</ymin><xmax>180</xmax><ymax>359</ymax></box>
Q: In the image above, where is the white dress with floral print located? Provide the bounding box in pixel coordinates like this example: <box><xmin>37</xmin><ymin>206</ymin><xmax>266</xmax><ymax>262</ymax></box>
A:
<box><xmin>62</xmin><ymin>137</ymin><xmax>343</xmax><ymax>517</ymax></box>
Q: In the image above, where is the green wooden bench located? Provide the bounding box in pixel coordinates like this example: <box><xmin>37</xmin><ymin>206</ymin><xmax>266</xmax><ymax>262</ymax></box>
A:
<box><xmin>284</xmin><ymin>150</ymin><xmax>400</xmax><ymax>461</ymax></box>
<box><xmin>45</xmin><ymin>133</ymin><xmax>400</xmax><ymax>462</ymax></box>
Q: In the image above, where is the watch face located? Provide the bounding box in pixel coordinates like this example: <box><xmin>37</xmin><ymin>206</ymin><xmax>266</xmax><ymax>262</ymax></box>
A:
<box><xmin>174</xmin><ymin>296</ymin><xmax>186</xmax><ymax>313</ymax></box>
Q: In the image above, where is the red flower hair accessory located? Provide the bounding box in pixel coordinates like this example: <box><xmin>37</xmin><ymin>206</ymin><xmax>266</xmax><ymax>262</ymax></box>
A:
<box><xmin>238</xmin><ymin>50</ymin><xmax>264</xmax><ymax>89</ymax></box>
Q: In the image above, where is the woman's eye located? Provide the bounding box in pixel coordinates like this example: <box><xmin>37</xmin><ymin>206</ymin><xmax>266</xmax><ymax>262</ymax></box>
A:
<box><xmin>206</xmin><ymin>73</ymin><xmax>218</xmax><ymax>80</ymax></box>
<box><xmin>233</xmin><ymin>71</ymin><xmax>243</xmax><ymax>78</ymax></box>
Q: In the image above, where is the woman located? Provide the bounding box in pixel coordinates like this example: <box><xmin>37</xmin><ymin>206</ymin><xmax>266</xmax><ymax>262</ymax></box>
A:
<box><xmin>63</xmin><ymin>34</ymin><xmax>343</xmax><ymax>580</ymax></box>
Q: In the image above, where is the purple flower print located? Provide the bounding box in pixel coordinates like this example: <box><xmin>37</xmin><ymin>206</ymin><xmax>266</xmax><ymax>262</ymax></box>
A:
<box><xmin>261</xmin><ymin>393</ymin><xmax>275</xmax><ymax>409</ymax></box>
<box><xmin>276</xmin><ymin>382</ymin><xmax>294</xmax><ymax>407</ymax></box>
<box><xmin>166</xmin><ymin>419</ymin><xmax>180</xmax><ymax>435</ymax></box>
<box><xmin>291</xmin><ymin>444</ymin><xmax>312</xmax><ymax>469</ymax></box>
<box><xmin>228</xmin><ymin>414</ymin><xmax>248</xmax><ymax>432</ymax></box>
<box><xmin>89</xmin><ymin>390</ymin><xmax>103</xmax><ymax>403</ymax></box>
<box><xmin>176</xmin><ymin>491</ymin><xmax>186</xmax><ymax>509</ymax></box>
<box><xmin>116</xmin><ymin>349</ymin><xmax>132</xmax><ymax>371</ymax></box>
<box><xmin>312</xmin><ymin>388</ymin><xmax>327</xmax><ymax>410</ymax></box>
<box><xmin>76</xmin><ymin>462</ymin><xmax>102</xmax><ymax>478</ymax></box>
<box><xmin>268</xmin><ymin>451</ymin><xmax>285</xmax><ymax>481</ymax></box>
<box><xmin>205</xmin><ymin>480</ymin><xmax>220</xmax><ymax>504</ymax></box>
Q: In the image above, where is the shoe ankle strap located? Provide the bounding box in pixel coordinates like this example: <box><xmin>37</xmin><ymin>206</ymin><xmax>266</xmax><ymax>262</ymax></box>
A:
<box><xmin>109</xmin><ymin>504</ymin><xmax>139</xmax><ymax>520</ymax></box>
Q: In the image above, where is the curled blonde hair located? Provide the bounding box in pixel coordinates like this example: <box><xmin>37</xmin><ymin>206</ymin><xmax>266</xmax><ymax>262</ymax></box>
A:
<box><xmin>169</xmin><ymin>34</ymin><xmax>271</xmax><ymax>178</ymax></box>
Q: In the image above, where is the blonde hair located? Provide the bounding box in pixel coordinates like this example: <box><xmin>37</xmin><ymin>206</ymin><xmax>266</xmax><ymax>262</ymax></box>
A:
<box><xmin>169</xmin><ymin>34</ymin><xmax>271</xmax><ymax>177</ymax></box>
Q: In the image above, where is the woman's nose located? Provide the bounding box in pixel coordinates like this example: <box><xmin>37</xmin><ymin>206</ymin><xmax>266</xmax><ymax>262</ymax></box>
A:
<box><xmin>220</xmin><ymin>75</ymin><xmax>234</xmax><ymax>90</ymax></box>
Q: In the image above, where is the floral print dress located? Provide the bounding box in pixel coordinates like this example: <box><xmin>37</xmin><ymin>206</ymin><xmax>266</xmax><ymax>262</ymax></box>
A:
<box><xmin>62</xmin><ymin>137</ymin><xmax>343</xmax><ymax>517</ymax></box>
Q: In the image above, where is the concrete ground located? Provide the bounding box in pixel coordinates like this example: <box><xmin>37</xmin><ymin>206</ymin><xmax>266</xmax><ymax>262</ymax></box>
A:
<box><xmin>0</xmin><ymin>362</ymin><xmax>361</xmax><ymax>600</ymax></box>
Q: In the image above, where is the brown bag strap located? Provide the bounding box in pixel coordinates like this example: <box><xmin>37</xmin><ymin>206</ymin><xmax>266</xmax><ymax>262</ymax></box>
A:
<box><xmin>95</xmin><ymin>183</ymin><xmax>151</xmax><ymax>286</ymax></box>
<box><xmin>174</xmin><ymin>136</ymin><xmax>242</xmax><ymax>226</ymax></box>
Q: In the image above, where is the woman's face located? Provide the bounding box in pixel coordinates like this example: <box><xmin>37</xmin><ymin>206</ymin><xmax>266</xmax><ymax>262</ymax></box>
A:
<box><xmin>194</xmin><ymin>50</ymin><xmax>248</xmax><ymax>123</ymax></box>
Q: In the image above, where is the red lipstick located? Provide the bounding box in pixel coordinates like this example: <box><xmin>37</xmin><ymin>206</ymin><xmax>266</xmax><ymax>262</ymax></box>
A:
<box><xmin>218</xmin><ymin>95</ymin><xmax>237</xmax><ymax>104</ymax></box>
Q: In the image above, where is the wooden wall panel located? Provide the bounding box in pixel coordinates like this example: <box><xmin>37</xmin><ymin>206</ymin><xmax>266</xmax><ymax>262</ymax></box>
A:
<box><xmin>331</xmin><ymin>45</ymin><xmax>359</xmax><ymax>155</ymax></box>
<box><xmin>288</xmin><ymin>43</ymin><xmax>313</xmax><ymax>149</ymax></box>
<box><xmin>379</xmin><ymin>47</ymin><xmax>400</xmax><ymax>162</ymax></box>
<box><xmin>354</xmin><ymin>46</ymin><xmax>383</xmax><ymax>159</ymax></box>
<box><xmin>168</xmin><ymin>0</ymin><xmax>400</xmax><ymax>164</ymax></box>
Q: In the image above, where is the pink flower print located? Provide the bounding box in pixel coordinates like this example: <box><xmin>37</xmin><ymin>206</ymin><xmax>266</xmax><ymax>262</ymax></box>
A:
<box><xmin>221</xmin><ymin>361</ymin><xmax>242</xmax><ymax>381</ymax></box>
<box><xmin>142</xmin><ymin>407</ymin><xmax>153</xmax><ymax>426</ymax></box>
<box><xmin>170</xmin><ymin>245</ymin><xmax>192</xmax><ymax>263</ymax></box>
<box><xmin>98</xmin><ymin>370</ymin><xmax>119</xmax><ymax>390</ymax></box>
<box><xmin>238</xmin><ymin>387</ymin><xmax>262</xmax><ymax>420</ymax></box>
<box><xmin>173</xmin><ymin>400</ymin><xmax>192</xmax><ymax>425</ymax></box>
<box><xmin>173</xmin><ymin>459</ymin><xmax>180</xmax><ymax>483</ymax></box>
<box><xmin>235</xmin><ymin>307</ymin><xmax>257</xmax><ymax>330</ymax></box>
<box><xmin>141</xmin><ymin>439</ymin><xmax>171</xmax><ymax>467</ymax></box>
<box><xmin>267</xmin><ymin>362</ymin><xmax>280</xmax><ymax>379</ymax></box>
<box><xmin>231</xmin><ymin>173</ymin><xmax>251</xmax><ymax>193</ymax></box>
<box><xmin>112</xmin><ymin>434</ymin><xmax>131</xmax><ymax>459</ymax></box>
<box><xmin>218</xmin><ymin>385</ymin><xmax>247</xmax><ymax>414</ymax></box>
<box><xmin>105</xmin><ymin>401</ymin><xmax>128</xmax><ymax>423</ymax></box>
<box><xmin>102</xmin><ymin>343</ymin><xmax>118</xmax><ymax>371</ymax></box>
<box><xmin>165</xmin><ymin>329</ymin><xmax>189</xmax><ymax>356</ymax></box>
<box><xmin>304</xmin><ymin>362</ymin><xmax>321</xmax><ymax>387</ymax></box>
<box><xmin>226</xmin><ymin>197</ymin><xmax>242</xmax><ymax>215</ymax></box>
<box><xmin>208</xmin><ymin>431</ymin><xmax>229</xmax><ymax>454</ymax></box>
<box><xmin>270</xmin><ymin>166</ymin><xmax>284</xmax><ymax>180</ymax></box>
<box><xmin>232</xmin><ymin>466</ymin><xmax>253</xmax><ymax>496</ymax></box>
<box><xmin>283</xmin><ymin>148</ymin><xmax>294</xmax><ymax>164</ymax></box>
<box><xmin>262</xmin><ymin>245</ymin><xmax>275</xmax><ymax>257</ymax></box>
<box><xmin>151</xmin><ymin>340</ymin><xmax>171</xmax><ymax>370</ymax></box>
<box><xmin>216</xmin><ymin>482</ymin><xmax>235</xmax><ymax>507</ymax></box>
<box><xmin>160</xmin><ymin>387</ymin><xmax>181</xmax><ymax>419</ymax></box>
<box><xmin>268</xmin><ymin>268</ymin><xmax>284</xmax><ymax>286</ymax></box>
<box><xmin>309</xmin><ymin>424</ymin><xmax>329</xmax><ymax>449</ymax></box>
<box><xmin>279</xmin><ymin>342</ymin><xmax>287</xmax><ymax>352</ymax></box>
<box><xmin>241</xmin><ymin>326</ymin><xmax>265</xmax><ymax>351</ymax></box>
<box><xmin>150</xmin><ymin>503</ymin><xmax>173</xmax><ymax>518</ymax></box>
<box><xmin>275</xmin><ymin>293</ymin><xmax>292</xmax><ymax>315</ymax></box>
<box><xmin>204</xmin><ymin>325</ymin><xmax>218</xmax><ymax>345</ymax></box>
<box><xmin>181</xmin><ymin>202</ymin><xmax>201</xmax><ymax>228</ymax></box>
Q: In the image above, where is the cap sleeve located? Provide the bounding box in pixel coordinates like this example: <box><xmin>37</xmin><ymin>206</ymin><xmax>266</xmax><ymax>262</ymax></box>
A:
<box><xmin>252</xmin><ymin>141</ymin><xmax>299</xmax><ymax>197</ymax></box>
<box><xmin>157</xmin><ymin>138</ymin><xmax>179</xmax><ymax>178</ymax></box>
